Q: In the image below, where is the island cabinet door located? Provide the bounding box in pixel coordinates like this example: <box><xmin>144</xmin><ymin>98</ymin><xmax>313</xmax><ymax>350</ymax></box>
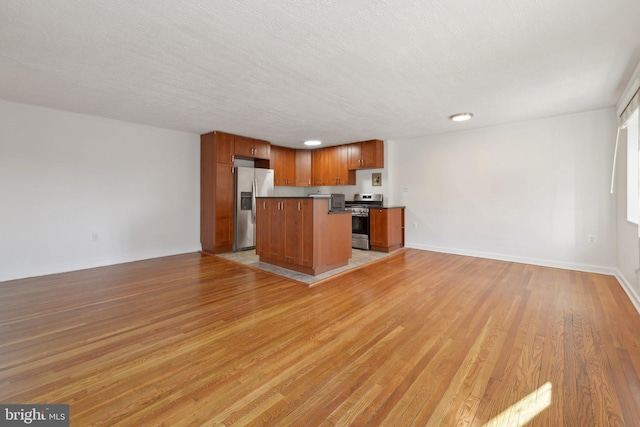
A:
<box><xmin>255</xmin><ymin>198</ymin><xmax>270</xmax><ymax>257</ymax></box>
<box><xmin>300</xmin><ymin>199</ymin><xmax>314</xmax><ymax>266</ymax></box>
<box><xmin>284</xmin><ymin>199</ymin><xmax>303</xmax><ymax>264</ymax></box>
<box><xmin>268</xmin><ymin>199</ymin><xmax>286</xmax><ymax>261</ymax></box>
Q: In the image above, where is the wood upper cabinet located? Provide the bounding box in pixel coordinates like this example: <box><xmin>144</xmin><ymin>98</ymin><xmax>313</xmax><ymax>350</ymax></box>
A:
<box><xmin>295</xmin><ymin>149</ymin><xmax>312</xmax><ymax>186</ymax></box>
<box><xmin>201</xmin><ymin>131</ymin><xmax>235</xmax><ymax>254</ymax></box>
<box><xmin>370</xmin><ymin>207</ymin><xmax>405</xmax><ymax>252</ymax></box>
<box><xmin>215</xmin><ymin>131</ymin><xmax>235</xmax><ymax>164</ymax></box>
<box><xmin>235</xmin><ymin>135</ymin><xmax>270</xmax><ymax>160</ymax></box>
<box><xmin>335</xmin><ymin>145</ymin><xmax>354</xmax><ymax>185</ymax></box>
<box><xmin>348</xmin><ymin>140</ymin><xmax>384</xmax><ymax>169</ymax></box>
<box><xmin>311</xmin><ymin>149</ymin><xmax>326</xmax><ymax>186</ymax></box>
<box><xmin>347</xmin><ymin>143</ymin><xmax>362</xmax><ymax>170</ymax></box>
<box><xmin>271</xmin><ymin>145</ymin><xmax>296</xmax><ymax>186</ymax></box>
<box><xmin>311</xmin><ymin>146</ymin><xmax>354</xmax><ymax>186</ymax></box>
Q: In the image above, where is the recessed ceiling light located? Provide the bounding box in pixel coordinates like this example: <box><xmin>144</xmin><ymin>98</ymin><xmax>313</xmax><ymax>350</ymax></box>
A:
<box><xmin>449</xmin><ymin>112</ymin><xmax>474</xmax><ymax>122</ymax></box>
<box><xmin>304</xmin><ymin>140</ymin><xmax>322</xmax><ymax>146</ymax></box>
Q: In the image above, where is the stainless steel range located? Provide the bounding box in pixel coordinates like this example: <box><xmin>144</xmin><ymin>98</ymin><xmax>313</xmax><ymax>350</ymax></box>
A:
<box><xmin>345</xmin><ymin>194</ymin><xmax>383</xmax><ymax>250</ymax></box>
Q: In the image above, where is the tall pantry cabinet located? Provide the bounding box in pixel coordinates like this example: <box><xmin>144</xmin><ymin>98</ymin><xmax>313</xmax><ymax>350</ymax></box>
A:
<box><xmin>201</xmin><ymin>131</ymin><xmax>235</xmax><ymax>254</ymax></box>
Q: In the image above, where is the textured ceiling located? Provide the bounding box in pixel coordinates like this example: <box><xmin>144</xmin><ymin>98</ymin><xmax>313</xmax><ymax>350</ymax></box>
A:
<box><xmin>1</xmin><ymin>0</ymin><xmax>639</xmax><ymax>148</ymax></box>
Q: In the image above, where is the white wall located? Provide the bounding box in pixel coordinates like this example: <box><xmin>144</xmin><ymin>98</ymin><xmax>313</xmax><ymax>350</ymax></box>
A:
<box><xmin>615</xmin><ymin>126</ymin><xmax>640</xmax><ymax>311</ymax></box>
<box><xmin>387</xmin><ymin>109</ymin><xmax>617</xmax><ymax>274</ymax></box>
<box><xmin>0</xmin><ymin>100</ymin><xmax>201</xmax><ymax>281</ymax></box>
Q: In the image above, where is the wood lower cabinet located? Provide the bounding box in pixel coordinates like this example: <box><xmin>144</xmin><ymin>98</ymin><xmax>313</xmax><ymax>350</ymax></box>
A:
<box><xmin>201</xmin><ymin>131</ymin><xmax>235</xmax><ymax>254</ymax></box>
<box><xmin>256</xmin><ymin>198</ymin><xmax>351</xmax><ymax>275</ymax></box>
<box><xmin>370</xmin><ymin>207</ymin><xmax>405</xmax><ymax>252</ymax></box>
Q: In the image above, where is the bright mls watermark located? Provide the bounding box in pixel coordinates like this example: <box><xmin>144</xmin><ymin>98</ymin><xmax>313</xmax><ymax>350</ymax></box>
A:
<box><xmin>1</xmin><ymin>405</ymin><xmax>69</xmax><ymax>426</ymax></box>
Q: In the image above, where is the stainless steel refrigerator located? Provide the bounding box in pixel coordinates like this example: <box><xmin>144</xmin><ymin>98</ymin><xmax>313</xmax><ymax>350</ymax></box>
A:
<box><xmin>234</xmin><ymin>167</ymin><xmax>274</xmax><ymax>251</ymax></box>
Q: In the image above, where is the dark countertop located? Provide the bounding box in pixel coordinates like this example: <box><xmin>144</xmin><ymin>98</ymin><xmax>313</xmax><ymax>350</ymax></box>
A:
<box><xmin>255</xmin><ymin>197</ymin><xmax>404</xmax><ymax>209</ymax></box>
<box><xmin>255</xmin><ymin>196</ymin><xmax>350</xmax><ymax>214</ymax></box>
<box><xmin>256</xmin><ymin>196</ymin><xmax>322</xmax><ymax>199</ymax></box>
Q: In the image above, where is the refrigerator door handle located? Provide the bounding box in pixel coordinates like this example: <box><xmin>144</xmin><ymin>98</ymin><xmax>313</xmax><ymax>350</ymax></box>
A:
<box><xmin>251</xmin><ymin>178</ymin><xmax>257</xmax><ymax>224</ymax></box>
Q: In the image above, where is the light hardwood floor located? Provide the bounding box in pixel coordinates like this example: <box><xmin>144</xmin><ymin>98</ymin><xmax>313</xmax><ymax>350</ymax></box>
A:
<box><xmin>1</xmin><ymin>249</ymin><xmax>639</xmax><ymax>426</ymax></box>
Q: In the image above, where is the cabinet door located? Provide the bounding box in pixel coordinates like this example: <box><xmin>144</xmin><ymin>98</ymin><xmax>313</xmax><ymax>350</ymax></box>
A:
<box><xmin>271</xmin><ymin>146</ymin><xmax>284</xmax><ymax>186</ymax></box>
<box><xmin>312</xmin><ymin>149</ymin><xmax>325</xmax><ymax>186</ymax></box>
<box><xmin>295</xmin><ymin>149</ymin><xmax>312</xmax><ymax>186</ymax></box>
<box><xmin>283</xmin><ymin>147</ymin><xmax>295</xmax><ymax>185</ymax></box>
<box><xmin>215</xmin><ymin>132</ymin><xmax>235</xmax><ymax>164</ymax></box>
<box><xmin>235</xmin><ymin>136</ymin><xmax>271</xmax><ymax>160</ymax></box>
<box><xmin>253</xmin><ymin>139</ymin><xmax>271</xmax><ymax>160</ymax></box>
<box><xmin>255</xmin><ymin>198</ymin><xmax>270</xmax><ymax>257</ymax></box>
<box><xmin>268</xmin><ymin>199</ymin><xmax>286</xmax><ymax>261</ymax></box>
<box><xmin>234</xmin><ymin>136</ymin><xmax>254</xmax><ymax>158</ymax></box>
<box><xmin>300</xmin><ymin>199</ymin><xmax>314</xmax><ymax>266</ymax></box>
<box><xmin>272</xmin><ymin>146</ymin><xmax>295</xmax><ymax>186</ymax></box>
<box><xmin>361</xmin><ymin>140</ymin><xmax>384</xmax><ymax>168</ymax></box>
<box><xmin>336</xmin><ymin>145</ymin><xmax>354</xmax><ymax>185</ymax></box>
<box><xmin>324</xmin><ymin>146</ymin><xmax>338</xmax><ymax>185</ymax></box>
<box><xmin>369</xmin><ymin>208</ymin><xmax>388</xmax><ymax>247</ymax></box>
<box><xmin>347</xmin><ymin>142</ymin><xmax>362</xmax><ymax>169</ymax></box>
<box><xmin>214</xmin><ymin>163</ymin><xmax>235</xmax><ymax>248</ymax></box>
<box><xmin>284</xmin><ymin>199</ymin><xmax>303</xmax><ymax>264</ymax></box>
<box><xmin>387</xmin><ymin>208</ymin><xmax>404</xmax><ymax>247</ymax></box>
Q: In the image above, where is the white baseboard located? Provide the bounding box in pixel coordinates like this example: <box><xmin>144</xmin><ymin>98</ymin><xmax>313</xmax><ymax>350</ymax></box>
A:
<box><xmin>405</xmin><ymin>243</ymin><xmax>616</xmax><ymax>276</ymax></box>
<box><xmin>0</xmin><ymin>245</ymin><xmax>201</xmax><ymax>282</ymax></box>
<box><xmin>615</xmin><ymin>270</ymin><xmax>640</xmax><ymax>315</ymax></box>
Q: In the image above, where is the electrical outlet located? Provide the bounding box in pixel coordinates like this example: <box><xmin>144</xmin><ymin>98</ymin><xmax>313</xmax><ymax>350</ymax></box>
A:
<box><xmin>403</xmin><ymin>187</ymin><xmax>409</xmax><ymax>193</ymax></box>
<box><xmin>92</xmin><ymin>233</ymin><xmax>99</xmax><ymax>241</ymax></box>
<box><xmin>412</xmin><ymin>222</ymin><xmax>418</xmax><ymax>230</ymax></box>
<box><xmin>588</xmin><ymin>234</ymin><xmax>596</xmax><ymax>243</ymax></box>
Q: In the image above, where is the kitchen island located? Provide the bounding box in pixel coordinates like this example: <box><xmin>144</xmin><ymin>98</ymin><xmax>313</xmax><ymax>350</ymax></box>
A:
<box><xmin>255</xmin><ymin>197</ymin><xmax>352</xmax><ymax>276</ymax></box>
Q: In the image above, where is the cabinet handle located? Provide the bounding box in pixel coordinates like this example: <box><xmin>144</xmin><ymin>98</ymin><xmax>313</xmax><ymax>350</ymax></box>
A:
<box><xmin>263</xmin><ymin>201</ymin><xmax>266</xmax><ymax>209</ymax></box>
<box><xmin>308</xmin><ymin>179</ymin><xmax>311</xmax><ymax>185</ymax></box>
<box><xmin>231</xmin><ymin>155</ymin><xmax>234</xmax><ymax>162</ymax></box>
<box><xmin>298</xmin><ymin>202</ymin><xmax>301</xmax><ymax>211</ymax></box>
<box><xmin>231</xmin><ymin>166</ymin><xmax>234</xmax><ymax>174</ymax></box>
